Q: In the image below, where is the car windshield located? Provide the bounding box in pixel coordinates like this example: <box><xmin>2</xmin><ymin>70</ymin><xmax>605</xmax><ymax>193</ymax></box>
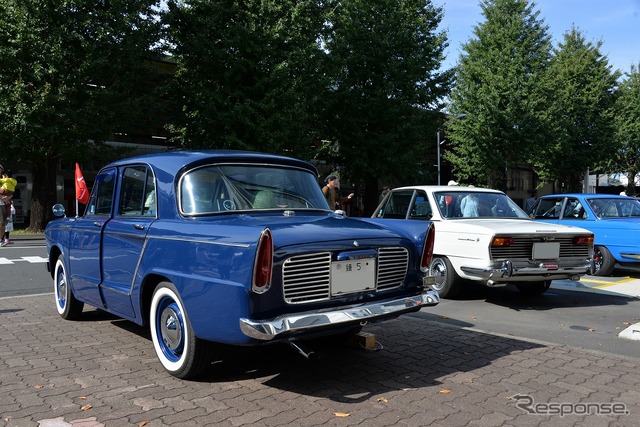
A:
<box><xmin>434</xmin><ymin>191</ymin><xmax>529</xmax><ymax>219</ymax></box>
<box><xmin>587</xmin><ymin>198</ymin><xmax>640</xmax><ymax>219</ymax></box>
<box><xmin>179</xmin><ymin>164</ymin><xmax>330</xmax><ymax>214</ymax></box>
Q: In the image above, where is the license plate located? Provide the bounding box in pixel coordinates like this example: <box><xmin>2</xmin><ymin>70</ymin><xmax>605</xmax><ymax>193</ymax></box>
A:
<box><xmin>532</xmin><ymin>242</ymin><xmax>560</xmax><ymax>259</ymax></box>
<box><xmin>331</xmin><ymin>258</ymin><xmax>376</xmax><ymax>296</ymax></box>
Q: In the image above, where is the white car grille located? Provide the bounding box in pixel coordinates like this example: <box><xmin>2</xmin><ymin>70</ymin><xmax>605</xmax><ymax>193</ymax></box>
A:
<box><xmin>282</xmin><ymin>247</ymin><xmax>409</xmax><ymax>304</ymax></box>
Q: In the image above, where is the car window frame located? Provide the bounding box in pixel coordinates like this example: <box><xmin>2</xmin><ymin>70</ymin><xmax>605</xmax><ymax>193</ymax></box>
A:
<box><xmin>116</xmin><ymin>165</ymin><xmax>157</xmax><ymax>217</ymax></box>
<box><xmin>86</xmin><ymin>168</ymin><xmax>117</xmax><ymax>217</ymax></box>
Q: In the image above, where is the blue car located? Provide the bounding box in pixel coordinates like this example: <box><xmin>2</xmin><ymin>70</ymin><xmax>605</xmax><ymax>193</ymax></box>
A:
<box><xmin>530</xmin><ymin>193</ymin><xmax>640</xmax><ymax>276</ymax></box>
<box><xmin>45</xmin><ymin>150</ymin><xmax>439</xmax><ymax>378</ymax></box>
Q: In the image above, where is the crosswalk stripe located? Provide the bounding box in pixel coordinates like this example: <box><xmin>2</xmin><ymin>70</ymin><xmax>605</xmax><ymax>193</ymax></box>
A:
<box><xmin>0</xmin><ymin>256</ymin><xmax>48</xmax><ymax>264</ymax></box>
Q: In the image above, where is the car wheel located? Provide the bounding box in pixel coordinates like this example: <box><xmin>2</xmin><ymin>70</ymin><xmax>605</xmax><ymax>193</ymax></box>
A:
<box><xmin>593</xmin><ymin>245</ymin><xmax>615</xmax><ymax>276</ymax></box>
<box><xmin>53</xmin><ymin>255</ymin><xmax>84</xmax><ymax>320</ymax></box>
<box><xmin>429</xmin><ymin>256</ymin><xmax>460</xmax><ymax>298</ymax></box>
<box><xmin>150</xmin><ymin>282</ymin><xmax>213</xmax><ymax>379</ymax></box>
<box><xmin>515</xmin><ymin>280</ymin><xmax>551</xmax><ymax>296</ymax></box>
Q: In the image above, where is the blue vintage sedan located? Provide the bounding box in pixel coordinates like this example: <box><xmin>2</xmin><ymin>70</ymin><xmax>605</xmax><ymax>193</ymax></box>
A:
<box><xmin>45</xmin><ymin>150</ymin><xmax>439</xmax><ymax>378</ymax></box>
<box><xmin>530</xmin><ymin>193</ymin><xmax>640</xmax><ymax>276</ymax></box>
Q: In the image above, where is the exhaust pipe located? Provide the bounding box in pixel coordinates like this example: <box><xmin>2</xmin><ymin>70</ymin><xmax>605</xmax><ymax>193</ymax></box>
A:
<box><xmin>289</xmin><ymin>341</ymin><xmax>317</xmax><ymax>360</ymax></box>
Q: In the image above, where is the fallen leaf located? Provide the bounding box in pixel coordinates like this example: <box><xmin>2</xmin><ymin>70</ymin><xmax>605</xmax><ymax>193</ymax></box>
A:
<box><xmin>80</xmin><ymin>404</ymin><xmax>93</xmax><ymax>411</ymax></box>
<box><xmin>440</xmin><ymin>316</ymin><xmax>449</xmax><ymax>319</ymax></box>
<box><xmin>588</xmin><ymin>328</ymin><xmax>596</xmax><ymax>332</ymax></box>
<box><xmin>139</xmin><ymin>421</ymin><xmax>150</xmax><ymax>427</ymax></box>
<box><xmin>472</xmin><ymin>316</ymin><xmax>477</xmax><ymax>320</ymax></box>
<box><xmin>439</xmin><ymin>389</ymin><xmax>451</xmax><ymax>394</ymax></box>
<box><xmin>377</xmin><ymin>397</ymin><xmax>389</xmax><ymax>403</ymax></box>
<box><xmin>623</xmin><ymin>322</ymin><xmax>632</xmax><ymax>325</ymax></box>
<box><xmin>34</xmin><ymin>384</ymin><xmax>43</xmax><ymax>389</ymax></box>
<box><xmin>78</xmin><ymin>396</ymin><xmax>87</xmax><ymax>401</ymax></box>
<box><xmin>334</xmin><ymin>412</ymin><xmax>350</xmax><ymax>417</ymax></box>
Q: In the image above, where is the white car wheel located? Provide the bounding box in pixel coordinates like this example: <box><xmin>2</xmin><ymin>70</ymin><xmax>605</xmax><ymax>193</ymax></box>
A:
<box><xmin>150</xmin><ymin>282</ymin><xmax>212</xmax><ymax>379</ymax></box>
<box><xmin>53</xmin><ymin>255</ymin><xmax>84</xmax><ymax>320</ymax></box>
<box><xmin>429</xmin><ymin>256</ymin><xmax>461</xmax><ymax>298</ymax></box>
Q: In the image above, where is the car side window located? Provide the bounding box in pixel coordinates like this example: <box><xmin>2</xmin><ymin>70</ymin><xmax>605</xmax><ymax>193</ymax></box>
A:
<box><xmin>408</xmin><ymin>191</ymin><xmax>432</xmax><ymax>220</ymax></box>
<box><xmin>562</xmin><ymin>198</ymin><xmax>586</xmax><ymax>220</ymax></box>
<box><xmin>534</xmin><ymin>198</ymin><xmax>564</xmax><ymax>219</ymax></box>
<box><xmin>378</xmin><ymin>190</ymin><xmax>414</xmax><ymax>219</ymax></box>
<box><xmin>87</xmin><ymin>168</ymin><xmax>116</xmax><ymax>216</ymax></box>
<box><xmin>118</xmin><ymin>166</ymin><xmax>156</xmax><ymax>216</ymax></box>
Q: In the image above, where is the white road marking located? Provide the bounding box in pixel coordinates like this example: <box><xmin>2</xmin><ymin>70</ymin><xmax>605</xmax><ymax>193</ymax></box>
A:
<box><xmin>0</xmin><ymin>256</ymin><xmax>48</xmax><ymax>265</ymax></box>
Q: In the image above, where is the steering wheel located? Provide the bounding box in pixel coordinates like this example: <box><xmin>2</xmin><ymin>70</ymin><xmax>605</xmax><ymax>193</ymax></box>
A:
<box><xmin>222</xmin><ymin>199</ymin><xmax>236</xmax><ymax>210</ymax></box>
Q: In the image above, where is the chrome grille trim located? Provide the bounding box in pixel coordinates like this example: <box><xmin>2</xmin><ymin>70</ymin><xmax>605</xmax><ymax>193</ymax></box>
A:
<box><xmin>282</xmin><ymin>252</ymin><xmax>332</xmax><ymax>303</ymax></box>
<box><xmin>490</xmin><ymin>237</ymin><xmax>590</xmax><ymax>260</ymax></box>
<box><xmin>282</xmin><ymin>247</ymin><xmax>410</xmax><ymax>304</ymax></box>
<box><xmin>377</xmin><ymin>247</ymin><xmax>409</xmax><ymax>291</ymax></box>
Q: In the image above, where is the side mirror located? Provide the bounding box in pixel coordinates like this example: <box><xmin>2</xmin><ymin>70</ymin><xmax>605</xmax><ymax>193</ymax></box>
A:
<box><xmin>52</xmin><ymin>203</ymin><xmax>66</xmax><ymax>218</ymax></box>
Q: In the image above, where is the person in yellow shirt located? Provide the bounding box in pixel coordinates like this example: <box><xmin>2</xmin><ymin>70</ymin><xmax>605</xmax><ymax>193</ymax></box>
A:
<box><xmin>0</xmin><ymin>167</ymin><xmax>17</xmax><ymax>246</ymax></box>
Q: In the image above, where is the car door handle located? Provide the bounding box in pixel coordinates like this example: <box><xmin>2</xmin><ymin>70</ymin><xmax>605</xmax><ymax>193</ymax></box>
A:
<box><xmin>133</xmin><ymin>224</ymin><xmax>146</xmax><ymax>230</ymax></box>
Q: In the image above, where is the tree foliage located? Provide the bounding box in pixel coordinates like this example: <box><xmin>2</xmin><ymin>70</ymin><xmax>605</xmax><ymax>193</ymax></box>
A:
<box><xmin>317</xmin><ymin>0</ymin><xmax>451</xmax><ymax>214</ymax></box>
<box><xmin>532</xmin><ymin>27</ymin><xmax>619</xmax><ymax>192</ymax></box>
<box><xmin>164</xmin><ymin>0</ymin><xmax>325</xmax><ymax>158</ymax></box>
<box><xmin>611</xmin><ymin>64</ymin><xmax>640</xmax><ymax>196</ymax></box>
<box><xmin>444</xmin><ymin>0</ymin><xmax>552</xmax><ymax>190</ymax></box>
<box><xmin>0</xmin><ymin>0</ymin><xmax>163</xmax><ymax>231</ymax></box>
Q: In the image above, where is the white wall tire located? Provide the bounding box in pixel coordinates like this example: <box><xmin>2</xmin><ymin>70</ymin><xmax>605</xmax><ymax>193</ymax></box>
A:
<box><xmin>53</xmin><ymin>255</ymin><xmax>84</xmax><ymax>320</ymax></box>
<box><xmin>150</xmin><ymin>282</ymin><xmax>212</xmax><ymax>379</ymax></box>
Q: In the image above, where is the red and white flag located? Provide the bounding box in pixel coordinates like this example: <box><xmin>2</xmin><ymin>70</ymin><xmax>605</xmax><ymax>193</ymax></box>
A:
<box><xmin>75</xmin><ymin>163</ymin><xmax>90</xmax><ymax>204</ymax></box>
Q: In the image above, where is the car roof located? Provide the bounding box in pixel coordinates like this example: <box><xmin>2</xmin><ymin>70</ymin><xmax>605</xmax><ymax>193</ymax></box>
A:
<box><xmin>541</xmin><ymin>193</ymin><xmax>631</xmax><ymax>199</ymax></box>
<box><xmin>104</xmin><ymin>149</ymin><xmax>319</xmax><ymax>177</ymax></box>
<box><xmin>392</xmin><ymin>185</ymin><xmax>505</xmax><ymax>194</ymax></box>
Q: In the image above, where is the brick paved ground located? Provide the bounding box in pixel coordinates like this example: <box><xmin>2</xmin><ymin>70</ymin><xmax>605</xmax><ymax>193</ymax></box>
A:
<box><xmin>1</xmin><ymin>294</ymin><xmax>638</xmax><ymax>427</ymax></box>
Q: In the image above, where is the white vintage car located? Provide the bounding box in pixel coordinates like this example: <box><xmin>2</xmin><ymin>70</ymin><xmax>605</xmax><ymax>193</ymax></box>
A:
<box><xmin>372</xmin><ymin>186</ymin><xmax>595</xmax><ymax>298</ymax></box>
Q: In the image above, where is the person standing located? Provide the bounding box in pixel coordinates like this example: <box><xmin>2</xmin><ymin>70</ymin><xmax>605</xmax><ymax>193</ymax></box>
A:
<box><xmin>0</xmin><ymin>165</ymin><xmax>15</xmax><ymax>247</ymax></box>
<box><xmin>0</xmin><ymin>168</ymin><xmax>17</xmax><ymax>219</ymax></box>
<box><xmin>460</xmin><ymin>193</ymin><xmax>479</xmax><ymax>217</ymax></box>
<box><xmin>525</xmin><ymin>191</ymin><xmax>537</xmax><ymax>212</ymax></box>
<box><xmin>322</xmin><ymin>175</ymin><xmax>354</xmax><ymax>210</ymax></box>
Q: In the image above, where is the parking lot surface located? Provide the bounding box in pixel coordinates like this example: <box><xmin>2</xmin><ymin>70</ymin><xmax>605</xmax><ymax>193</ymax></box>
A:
<box><xmin>1</xmin><ymin>293</ymin><xmax>638</xmax><ymax>427</ymax></box>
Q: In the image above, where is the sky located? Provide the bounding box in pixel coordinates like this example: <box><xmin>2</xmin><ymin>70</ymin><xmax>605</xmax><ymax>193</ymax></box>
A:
<box><xmin>435</xmin><ymin>0</ymin><xmax>640</xmax><ymax>74</ymax></box>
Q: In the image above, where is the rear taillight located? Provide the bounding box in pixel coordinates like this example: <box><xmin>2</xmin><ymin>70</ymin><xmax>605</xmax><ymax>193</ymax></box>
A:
<box><xmin>252</xmin><ymin>228</ymin><xmax>273</xmax><ymax>293</ymax></box>
<box><xmin>421</xmin><ymin>223</ymin><xmax>435</xmax><ymax>271</ymax></box>
<box><xmin>573</xmin><ymin>235</ymin><xmax>594</xmax><ymax>245</ymax></box>
<box><xmin>491</xmin><ymin>237</ymin><xmax>514</xmax><ymax>247</ymax></box>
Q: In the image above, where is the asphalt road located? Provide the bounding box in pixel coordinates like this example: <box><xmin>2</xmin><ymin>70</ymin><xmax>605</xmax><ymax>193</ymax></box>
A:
<box><xmin>0</xmin><ymin>237</ymin><xmax>50</xmax><ymax>297</ymax></box>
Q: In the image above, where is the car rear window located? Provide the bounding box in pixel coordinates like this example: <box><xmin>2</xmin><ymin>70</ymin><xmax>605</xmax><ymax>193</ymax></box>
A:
<box><xmin>179</xmin><ymin>164</ymin><xmax>330</xmax><ymax>214</ymax></box>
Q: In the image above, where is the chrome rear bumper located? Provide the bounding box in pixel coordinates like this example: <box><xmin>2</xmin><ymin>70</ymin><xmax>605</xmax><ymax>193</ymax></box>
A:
<box><xmin>239</xmin><ymin>290</ymin><xmax>440</xmax><ymax>341</ymax></box>
<box><xmin>461</xmin><ymin>259</ymin><xmax>595</xmax><ymax>284</ymax></box>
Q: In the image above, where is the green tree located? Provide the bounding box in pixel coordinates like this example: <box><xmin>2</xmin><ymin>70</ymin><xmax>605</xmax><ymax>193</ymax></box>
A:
<box><xmin>611</xmin><ymin>64</ymin><xmax>640</xmax><ymax>196</ymax></box>
<box><xmin>444</xmin><ymin>0</ymin><xmax>552</xmax><ymax>190</ymax></box>
<box><xmin>164</xmin><ymin>0</ymin><xmax>325</xmax><ymax>158</ymax></box>
<box><xmin>317</xmin><ymin>0</ymin><xmax>451</xmax><ymax>215</ymax></box>
<box><xmin>532</xmin><ymin>27</ymin><xmax>619</xmax><ymax>192</ymax></box>
<box><xmin>0</xmin><ymin>0</ymin><xmax>163</xmax><ymax>231</ymax></box>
